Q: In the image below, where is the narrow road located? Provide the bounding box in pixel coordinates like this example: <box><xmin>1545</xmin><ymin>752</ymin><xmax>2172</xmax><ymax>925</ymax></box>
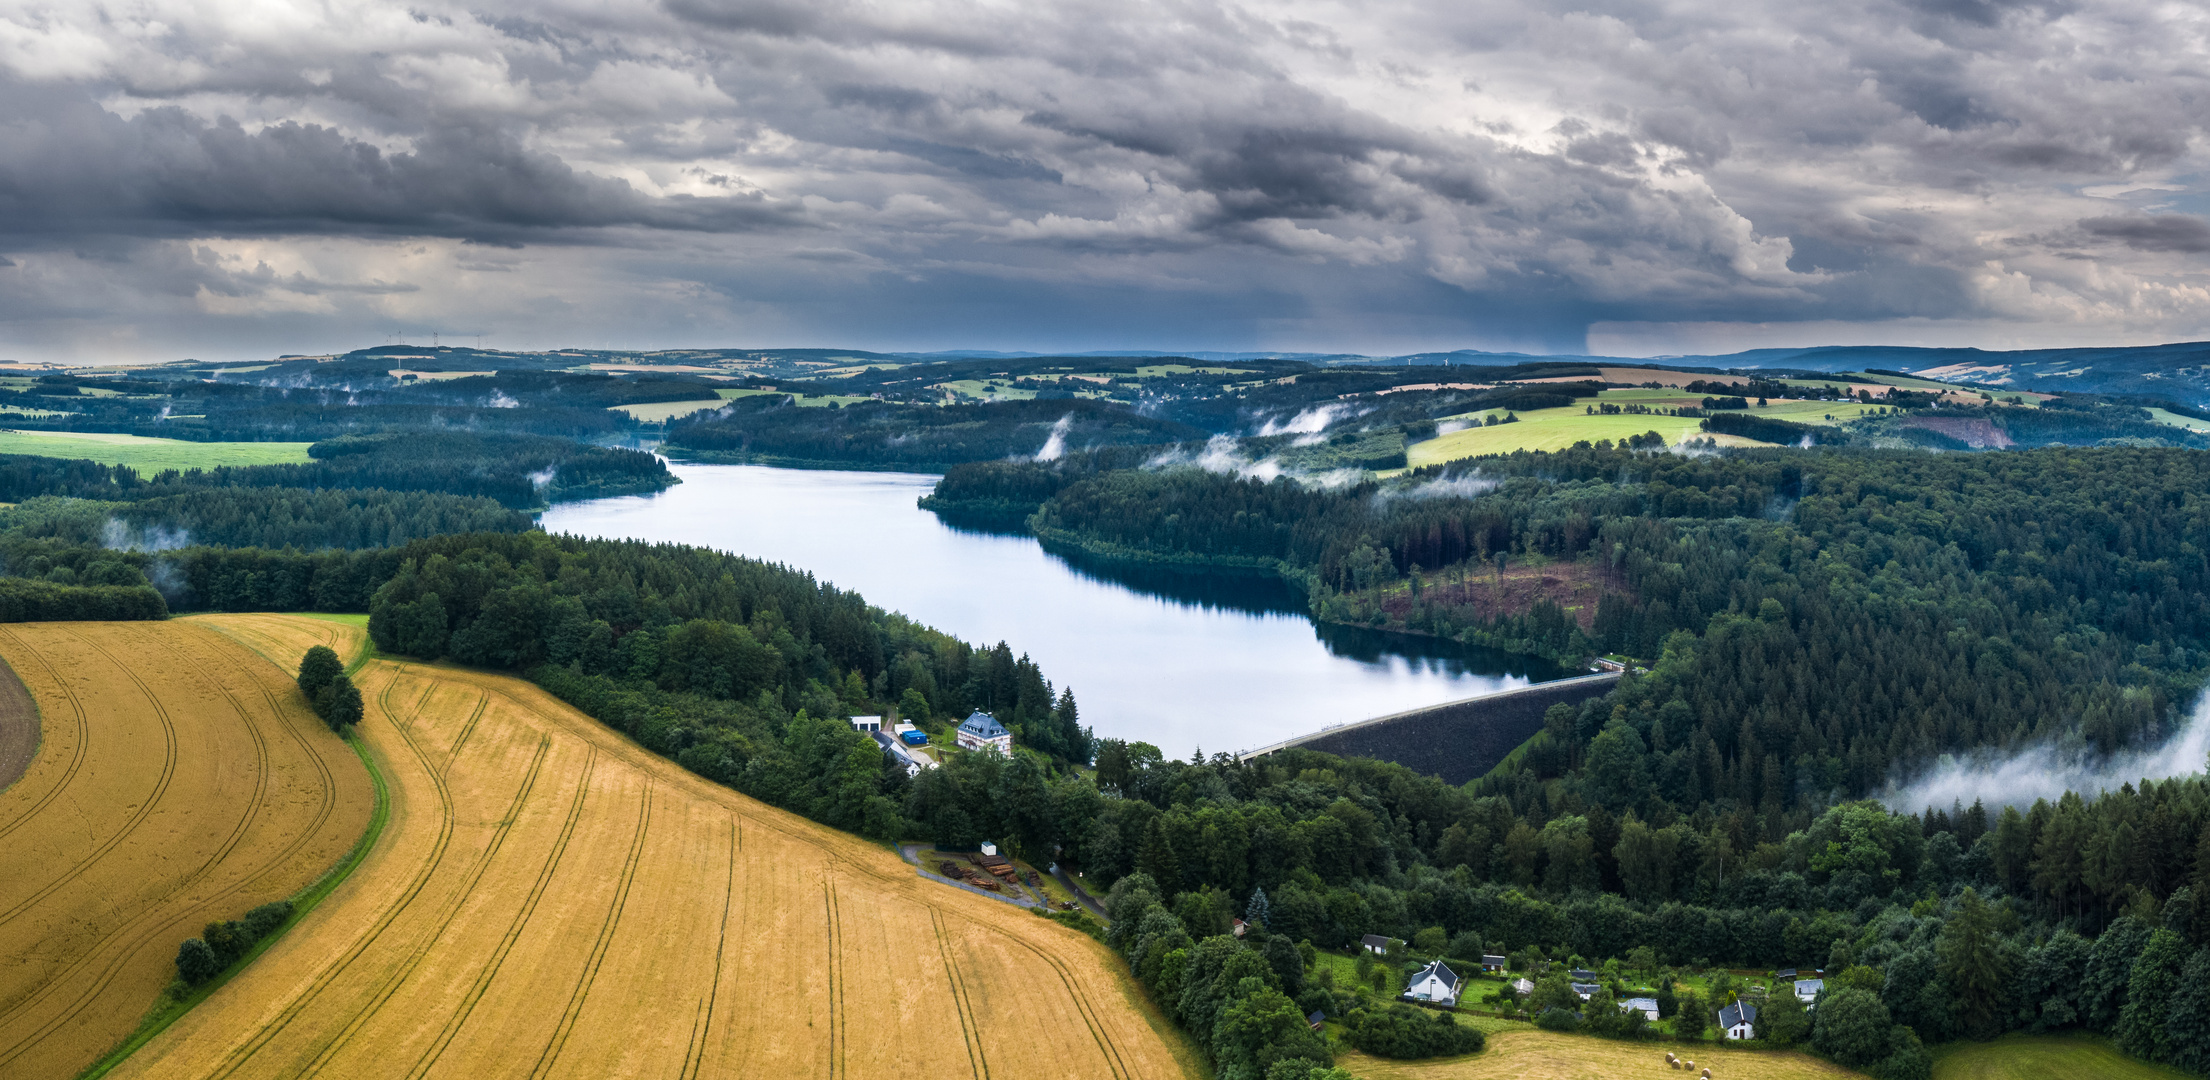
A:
<box><xmin>1052</xmin><ymin>863</ymin><xmax>1108</xmax><ymax>921</ymax></box>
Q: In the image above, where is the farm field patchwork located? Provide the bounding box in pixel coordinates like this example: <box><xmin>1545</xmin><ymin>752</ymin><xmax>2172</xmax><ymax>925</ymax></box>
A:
<box><xmin>1929</xmin><ymin>1033</ymin><xmax>2190</xmax><ymax>1080</ymax></box>
<box><xmin>0</xmin><ymin>620</ymin><xmax>375</xmax><ymax>1080</ymax></box>
<box><xmin>1340</xmin><ymin>1029</ymin><xmax>1867</xmax><ymax>1080</ymax></box>
<box><xmin>1403</xmin><ymin>395</ymin><xmax>1889</xmax><ymax>469</ymax></box>
<box><xmin>113</xmin><ymin>613</ymin><xmax>1198</xmax><ymax>1080</ymax></box>
<box><xmin>0</xmin><ymin>430</ymin><xmax>314</xmax><ymax>471</ymax></box>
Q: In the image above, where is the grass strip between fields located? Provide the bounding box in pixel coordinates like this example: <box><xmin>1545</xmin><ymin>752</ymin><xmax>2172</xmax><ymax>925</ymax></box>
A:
<box><xmin>74</xmin><ymin>726</ymin><xmax>392</xmax><ymax>1080</ymax></box>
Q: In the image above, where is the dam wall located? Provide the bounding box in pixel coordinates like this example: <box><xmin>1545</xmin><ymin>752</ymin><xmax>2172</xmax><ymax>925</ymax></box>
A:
<box><xmin>1240</xmin><ymin>672</ymin><xmax>1622</xmax><ymax>785</ymax></box>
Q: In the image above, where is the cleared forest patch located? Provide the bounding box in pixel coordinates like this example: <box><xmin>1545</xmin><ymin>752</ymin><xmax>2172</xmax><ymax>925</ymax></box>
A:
<box><xmin>0</xmin><ymin>621</ymin><xmax>375</xmax><ymax>1080</ymax></box>
<box><xmin>111</xmin><ymin>614</ymin><xmax>1199</xmax><ymax>1080</ymax></box>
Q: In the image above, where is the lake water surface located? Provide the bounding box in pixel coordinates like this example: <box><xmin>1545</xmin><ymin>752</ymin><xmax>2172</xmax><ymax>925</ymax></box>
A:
<box><xmin>540</xmin><ymin>463</ymin><xmax>1562</xmax><ymax>757</ymax></box>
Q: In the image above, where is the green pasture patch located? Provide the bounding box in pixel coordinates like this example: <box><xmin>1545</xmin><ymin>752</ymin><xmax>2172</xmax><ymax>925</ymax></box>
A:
<box><xmin>710</xmin><ymin>388</ymin><xmax>874</xmax><ymax>407</ymax></box>
<box><xmin>2147</xmin><ymin>407</ymin><xmax>2210</xmax><ymax>433</ymax></box>
<box><xmin>1930</xmin><ymin>1033</ymin><xmax>2189</xmax><ymax>1080</ymax></box>
<box><xmin>608</xmin><ymin>400</ymin><xmax>727</xmax><ymax>423</ymax></box>
<box><xmin>0</xmin><ymin>430</ymin><xmax>313</xmax><ymax>471</ymax></box>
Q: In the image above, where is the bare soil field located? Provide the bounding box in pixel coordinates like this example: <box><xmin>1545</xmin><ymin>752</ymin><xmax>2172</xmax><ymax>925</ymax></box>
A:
<box><xmin>112</xmin><ymin>613</ymin><xmax>1199</xmax><ymax>1080</ymax></box>
<box><xmin>0</xmin><ymin>622</ymin><xmax>375</xmax><ymax>1080</ymax></box>
<box><xmin>0</xmin><ymin>653</ymin><xmax>33</xmax><ymax>794</ymax></box>
<box><xmin>1342</xmin><ymin>1029</ymin><xmax>1866</xmax><ymax>1080</ymax></box>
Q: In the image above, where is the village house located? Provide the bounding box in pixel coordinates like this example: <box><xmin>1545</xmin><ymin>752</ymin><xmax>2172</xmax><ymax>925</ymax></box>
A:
<box><xmin>1621</xmin><ymin>997</ymin><xmax>1660</xmax><ymax>1021</ymax></box>
<box><xmin>1511</xmin><ymin>977</ymin><xmax>1535</xmax><ymax>996</ymax></box>
<box><xmin>1359</xmin><ymin>934</ymin><xmax>1394</xmax><ymax>955</ymax></box>
<box><xmin>1481</xmin><ymin>954</ymin><xmax>1508</xmax><ymax>973</ymax></box>
<box><xmin>1570</xmin><ymin>982</ymin><xmax>1602</xmax><ymax>1001</ymax></box>
<box><xmin>1795</xmin><ymin>978</ymin><xmax>1825</xmax><ymax>1003</ymax></box>
<box><xmin>956</xmin><ymin>711</ymin><xmax>1013</xmax><ymax>753</ymax></box>
<box><xmin>849</xmin><ymin>715</ymin><xmax>883</xmax><ymax>733</ymax></box>
<box><xmin>1402</xmin><ymin>960</ymin><xmax>1461</xmax><ymax>1007</ymax></box>
<box><xmin>1306</xmin><ymin>1010</ymin><xmax>1326</xmax><ymax>1032</ymax></box>
<box><xmin>1720</xmin><ymin>999</ymin><xmax>1758</xmax><ymax>1040</ymax></box>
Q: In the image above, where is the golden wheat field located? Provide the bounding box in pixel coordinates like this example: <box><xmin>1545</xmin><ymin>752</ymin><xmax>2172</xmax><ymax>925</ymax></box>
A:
<box><xmin>110</xmin><ymin>613</ymin><xmax>1198</xmax><ymax>1080</ymax></box>
<box><xmin>1341</xmin><ymin>1030</ymin><xmax>1870</xmax><ymax>1080</ymax></box>
<box><xmin>0</xmin><ymin>621</ymin><xmax>376</xmax><ymax>1080</ymax></box>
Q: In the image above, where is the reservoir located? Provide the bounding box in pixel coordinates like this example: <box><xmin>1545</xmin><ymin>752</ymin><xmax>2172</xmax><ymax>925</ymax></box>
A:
<box><xmin>540</xmin><ymin>463</ymin><xmax>1564</xmax><ymax>758</ymax></box>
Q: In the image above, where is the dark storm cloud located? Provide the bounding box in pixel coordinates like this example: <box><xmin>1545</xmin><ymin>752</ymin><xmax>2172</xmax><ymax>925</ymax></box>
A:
<box><xmin>2080</xmin><ymin>215</ymin><xmax>2210</xmax><ymax>255</ymax></box>
<box><xmin>0</xmin><ymin>0</ymin><xmax>2203</xmax><ymax>359</ymax></box>
<box><xmin>0</xmin><ymin>80</ymin><xmax>795</xmax><ymax>242</ymax></box>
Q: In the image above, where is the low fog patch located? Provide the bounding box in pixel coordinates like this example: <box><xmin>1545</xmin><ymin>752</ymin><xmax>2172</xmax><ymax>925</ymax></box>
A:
<box><xmin>102</xmin><ymin>517</ymin><xmax>190</xmax><ymax>552</ymax></box>
<box><xmin>1880</xmin><ymin>688</ymin><xmax>2210</xmax><ymax>811</ymax></box>
<box><xmin>1033</xmin><ymin>414</ymin><xmax>1073</xmax><ymax>461</ymax></box>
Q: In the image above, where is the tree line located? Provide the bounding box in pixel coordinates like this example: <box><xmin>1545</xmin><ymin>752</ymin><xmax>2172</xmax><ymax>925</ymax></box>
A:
<box><xmin>665</xmin><ymin>395</ymin><xmax>1202</xmax><ymax>471</ymax></box>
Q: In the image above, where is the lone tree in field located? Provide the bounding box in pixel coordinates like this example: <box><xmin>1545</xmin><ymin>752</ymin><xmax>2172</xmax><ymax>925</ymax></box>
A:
<box><xmin>316</xmin><ymin>675</ymin><xmax>364</xmax><ymax>732</ymax></box>
<box><xmin>297</xmin><ymin>647</ymin><xmax>342</xmax><ymax>699</ymax></box>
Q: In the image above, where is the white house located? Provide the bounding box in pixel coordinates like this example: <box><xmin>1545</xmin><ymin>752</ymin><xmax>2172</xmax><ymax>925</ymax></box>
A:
<box><xmin>1720</xmin><ymin>999</ymin><xmax>1758</xmax><ymax>1040</ymax></box>
<box><xmin>1620</xmin><ymin>997</ymin><xmax>1659</xmax><ymax>1021</ymax></box>
<box><xmin>1359</xmin><ymin>934</ymin><xmax>1394</xmax><ymax>955</ymax></box>
<box><xmin>956</xmin><ymin>711</ymin><xmax>1012</xmax><ymax>753</ymax></box>
<box><xmin>1795</xmin><ymin>978</ymin><xmax>1825</xmax><ymax>1003</ymax></box>
<box><xmin>1403</xmin><ymin>960</ymin><xmax>1461</xmax><ymax>1007</ymax></box>
<box><xmin>850</xmin><ymin>715</ymin><xmax>884</xmax><ymax>733</ymax></box>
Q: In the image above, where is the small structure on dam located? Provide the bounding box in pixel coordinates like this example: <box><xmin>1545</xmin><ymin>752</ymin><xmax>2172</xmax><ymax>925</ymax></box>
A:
<box><xmin>1240</xmin><ymin>672</ymin><xmax>1622</xmax><ymax>784</ymax></box>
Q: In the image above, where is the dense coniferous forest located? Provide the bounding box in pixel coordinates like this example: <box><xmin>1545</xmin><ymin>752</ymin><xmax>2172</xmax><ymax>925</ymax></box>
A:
<box><xmin>664</xmin><ymin>395</ymin><xmax>1204</xmax><ymax>470</ymax></box>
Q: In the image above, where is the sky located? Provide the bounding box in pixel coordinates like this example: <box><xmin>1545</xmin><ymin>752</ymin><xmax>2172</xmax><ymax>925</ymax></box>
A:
<box><xmin>0</xmin><ymin>0</ymin><xmax>2205</xmax><ymax>363</ymax></box>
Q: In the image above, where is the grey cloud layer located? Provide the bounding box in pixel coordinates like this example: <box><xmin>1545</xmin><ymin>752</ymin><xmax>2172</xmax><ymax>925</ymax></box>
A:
<box><xmin>0</xmin><ymin>0</ymin><xmax>2204</xmax><ymax>357</ymax></box>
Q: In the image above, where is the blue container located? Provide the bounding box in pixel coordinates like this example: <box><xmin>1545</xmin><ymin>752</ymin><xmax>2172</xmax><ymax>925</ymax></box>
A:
<box><xmin>901</xmin><ymin>730</ymin><xmax>929</xmax><ymax>745</ymax></box>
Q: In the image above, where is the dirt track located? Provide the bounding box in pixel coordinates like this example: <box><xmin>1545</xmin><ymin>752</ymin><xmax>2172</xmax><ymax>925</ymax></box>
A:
<box><xmin>0</xmin><ymin>621</ymin><xmax>375</xmax><ymax>1080</ymax></box>
<box><xmin>112</xmin><ymin>614</ymin><xmax>1199</xmax><ymax>1080</ymax></box>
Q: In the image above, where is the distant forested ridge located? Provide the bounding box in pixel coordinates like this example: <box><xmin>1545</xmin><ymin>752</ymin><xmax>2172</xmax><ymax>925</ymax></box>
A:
<box><xmin>664</xmin><ymin>395</ymin><xmax>1203</xmax><ymax>471</ymax></box>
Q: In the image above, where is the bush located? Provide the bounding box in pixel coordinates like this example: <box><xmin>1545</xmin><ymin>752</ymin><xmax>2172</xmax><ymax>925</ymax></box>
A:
<box><xmin>1342</xmin><ymin>1004</ymin><xmax>1486</xmax><ymax>1058</ymax></box>
<box><xmin>176</xmin><ymin>900</ymin><xmax>296</xmax><ymax>985</ymax></box>
<box><xmin>1536</xmin><ymin>1007</ymin><xmax>1582</xmax><ymax>1032</ymax></box>
<box><xmin>174</xmin><ymin>937</ymin><xmax>221</xmax><ymax>985</ymax></box>
<box><xmin>315</xmin><ymin>675</ymin><xmax>364</xmax><ymax>731</ymax></box>
<box><xmin>297</xmin><ymin>646</ymin><xmax>341</xmax><ymax>697</ymax></box>
<box><xmin>1813</xmin><ymin>988</ymin><xmax>1896</xmax><ymax>1068</ymax></box>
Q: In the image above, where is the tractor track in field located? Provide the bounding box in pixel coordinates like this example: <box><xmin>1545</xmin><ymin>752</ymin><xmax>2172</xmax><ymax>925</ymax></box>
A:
<box><xmin>0</xmin><ymin>626</ymin><xmax>354</xmax><ymax>1070</ymax></box>
<box><xmin>292</xmin><ymin>717</ymin><xmax>550</xmax><ymax>1079</ymax></box>
<box><xmin>679</xmin><ymin>817</ymin><xmax>739</xmax><ymax>1080</ymax></box>
<box><xmin>825</xmin><ymin>873</ymin><xmax>847</xmax><ymax>1079</ymax></box>
<box><xmin>401</xmin><ymin>747</ymin><xmax>598</xmax><ymax>1080</ymax></box>
<box><xmin>0</xmin><ymin>626</ymin><xmax>87</xmax><ymax>847</ymax></box>
<box><xmin>527</xmin><ymin>777</ymin><xmax>653</xmax><ymax>1080</ymax></box>
<box><xmin>0</xmin><ymin>628</ymin><xmax>181</xmax><ymax>934</ymax></box>
<box><xmin>487</xmin><ymin>674</ymin><xmax>1151</xmax><ymax>1078</ymax></box>
<box><xmin>202</xmin><ymin>671</ymin><xmax>474</xmax><ymax>1080</ymax></box>
<box><xmin>931</xmin><ymin>907</ymin><xmax>990</xmax><ymax>1080</ymax></box>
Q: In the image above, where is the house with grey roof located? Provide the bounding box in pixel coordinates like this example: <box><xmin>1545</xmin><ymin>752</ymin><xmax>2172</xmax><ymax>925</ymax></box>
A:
<box><xmin>1404</xmin><ymin>960</ymin><xmax>1461</xmax><ymax>1006</ymax></box>
<box><xmin>1720</xmin><ymin>998</ymin><xmax>1758</xmax><ymax>1040</ymax></box>
<box><xmin>956</xmin><ymin>710</ymin><xmax>1012</xmax><ymax>753</ymax></box>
